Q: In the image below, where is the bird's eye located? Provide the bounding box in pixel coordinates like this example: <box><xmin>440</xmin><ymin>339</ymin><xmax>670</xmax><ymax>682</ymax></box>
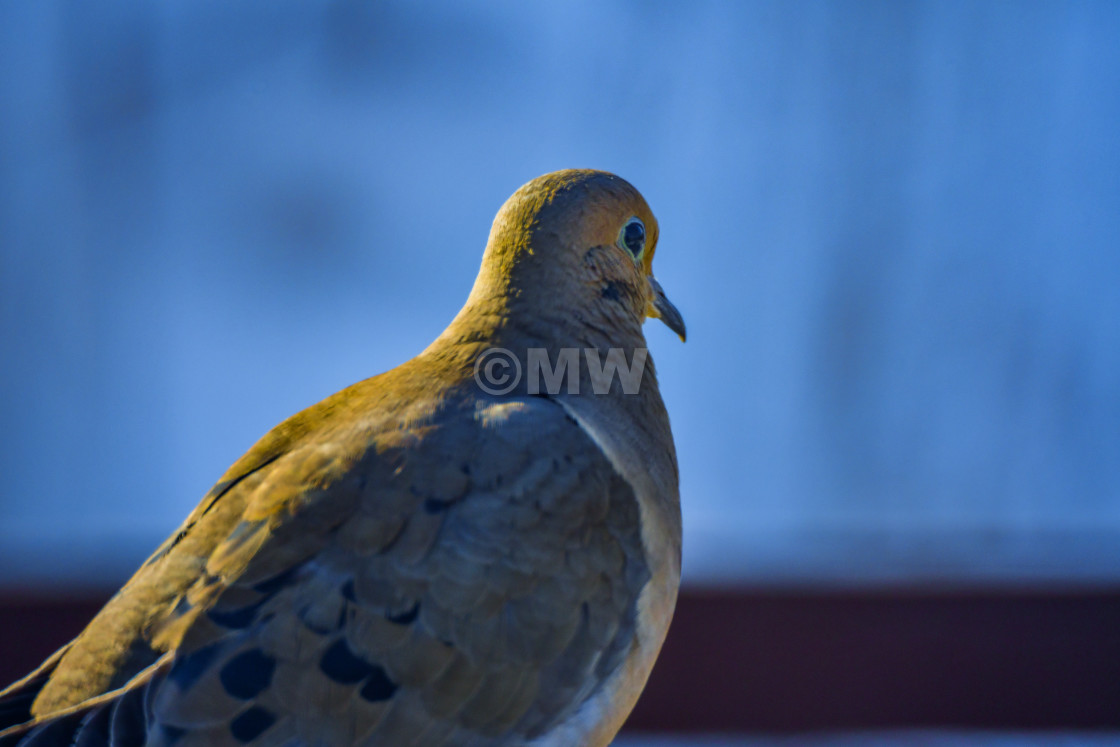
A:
<box><xmin>618</xmin><ymin>217</ymin><xmax>646</xmax><ymax>259</ymax></box>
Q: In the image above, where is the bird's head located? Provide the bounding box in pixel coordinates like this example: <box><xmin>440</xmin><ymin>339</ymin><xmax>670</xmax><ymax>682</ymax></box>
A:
<box><xmin>471</xmin><ymin>169</ymin><xmax>686</xmax><ymax>344</ymax></box>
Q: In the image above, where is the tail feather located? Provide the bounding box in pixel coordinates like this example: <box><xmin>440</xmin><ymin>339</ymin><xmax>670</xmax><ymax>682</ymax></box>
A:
<box><xmin>0</xmin><ymin>656</ymin><xmax>166</xmax><ymax>747</ymax></box>
<box><xmin>71</xmin><ymin>707</ymin><xmax>112</xmax><ymax>747</ymax></box>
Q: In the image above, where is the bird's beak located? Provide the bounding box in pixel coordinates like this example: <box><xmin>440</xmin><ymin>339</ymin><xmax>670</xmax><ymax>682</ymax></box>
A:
<box><xmin>647</xmin><ymin>276</ymin><xmax>687</xmax><ymax>342</ymax></box>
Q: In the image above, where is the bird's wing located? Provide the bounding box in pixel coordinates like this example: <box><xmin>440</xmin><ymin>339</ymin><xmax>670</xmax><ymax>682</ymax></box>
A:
<box><xmin>0</xmin><ymin>644</ymin><xmax>71</xmax><ymax>734</ymax></box>
<box><xmin>0</xmin><ymin>394</ymin><xmax>649</xmax><ymax>746</ymax></box>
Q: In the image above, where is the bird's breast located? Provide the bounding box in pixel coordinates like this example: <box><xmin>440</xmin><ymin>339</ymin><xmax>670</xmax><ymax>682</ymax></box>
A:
<box><xmin>542</xmin><ymin>399</ymin><xmax>682</xmax><ymax>746</ymax></box>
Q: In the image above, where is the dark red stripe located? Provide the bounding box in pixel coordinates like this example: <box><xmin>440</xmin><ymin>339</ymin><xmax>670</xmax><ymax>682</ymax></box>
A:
<box><xmin>3</xmin><ymin>589</ymin><xmax>1120</xmax><ymax>731</ymax></box>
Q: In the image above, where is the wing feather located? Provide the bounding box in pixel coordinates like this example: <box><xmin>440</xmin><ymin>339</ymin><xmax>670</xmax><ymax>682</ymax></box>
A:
<box><xmin>1</xmin><ymin>396</ymin><xmax>650</xmax><ymax>746</ymax></box>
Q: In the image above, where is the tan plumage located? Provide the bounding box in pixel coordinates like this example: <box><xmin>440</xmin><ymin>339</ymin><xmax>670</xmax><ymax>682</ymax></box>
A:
<box><xmin>0</xmin><ymin>169</ymin><xmax>685</xmax><ymax>746</ymax></box>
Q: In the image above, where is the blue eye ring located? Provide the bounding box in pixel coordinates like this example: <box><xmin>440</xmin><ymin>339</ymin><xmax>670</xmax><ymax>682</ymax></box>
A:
<box><xmin>618</xmin><ymin>217</ymin><xmax>646</xmax><ymax>259</ymax></box>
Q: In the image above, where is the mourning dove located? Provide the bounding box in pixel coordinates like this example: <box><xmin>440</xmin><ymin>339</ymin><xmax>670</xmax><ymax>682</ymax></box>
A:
<box><xmin>0</xmin><ymin>169</ymin><xmax>686</xmax><ymax>746</ymax></box>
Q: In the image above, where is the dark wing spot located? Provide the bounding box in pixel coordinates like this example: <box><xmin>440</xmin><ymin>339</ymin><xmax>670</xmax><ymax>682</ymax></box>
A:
<box><xmin>219</xmin><ymin>650</ymin><xmax>276</xmax><ymax>700</ymax></box>
<box><xmin>229</xmin><ymin>706</ymin><xmax>276</xmax><ymax>743</ymax></box>
<box><xmin>208</xmin><ymin>599</ymin><xmax>265</xmax><ymax>629</ymax></box>
<box><xmin>168</xmin><ymin>642</ymin><xmax>221</xmax><ymax>691</ymax></box>
<box><xmin>423</xmin><ymin>498</ymin><xmax>451</xmax><ymax>514</ymax></box>
<box><xmin>253</xmin><ymin>565</ymin><xmax>302</xmax><ymax>596</ymax></box>
<box><xmin>159</xmin><ymin>725</ymin><xmax>187</xmax><ymax>746</ymax></box>
<box><xmin>386</xmin><ymin>602</ymin><xmax>419</xmax><ymax>625</ymax></box>
<box><xmin>601</xmin><ymin>281</ymin><xmax>621</xmax><ymax>302</ymax></box>
<box><xmin>320</xmin><ymin>639</ymin><xmax>376</xmax><ymax>684</ymax></box>
<box><xmin>358</xmin><ymin>667</ymin><xmax>398</xmax><ymax>702</ymax></box>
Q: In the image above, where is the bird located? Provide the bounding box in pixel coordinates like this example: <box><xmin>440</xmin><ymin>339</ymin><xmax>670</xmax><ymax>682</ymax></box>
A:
<box><xmin>0</xmin><ymin>168</ymin><xmax>686</xmax><ymax>746</ymax></box>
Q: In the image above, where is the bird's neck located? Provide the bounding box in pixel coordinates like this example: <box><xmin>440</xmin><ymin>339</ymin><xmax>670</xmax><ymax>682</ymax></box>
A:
<box><xmin>417</xmin><ymin>291</ymin><xmax>682</xmax><ymax>557</ymax></box>
<box><xmin>427</xmin><ymin>289</ymin><xmax>649</xmax><ymax>370</ymax></box>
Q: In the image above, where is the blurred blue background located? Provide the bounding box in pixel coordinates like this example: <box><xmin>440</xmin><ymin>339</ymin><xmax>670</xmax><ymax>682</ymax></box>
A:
<box><xmin>1</xmin><ymin>1</ymin><xmax>1118</xmax><ymax>590</ymax></box>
